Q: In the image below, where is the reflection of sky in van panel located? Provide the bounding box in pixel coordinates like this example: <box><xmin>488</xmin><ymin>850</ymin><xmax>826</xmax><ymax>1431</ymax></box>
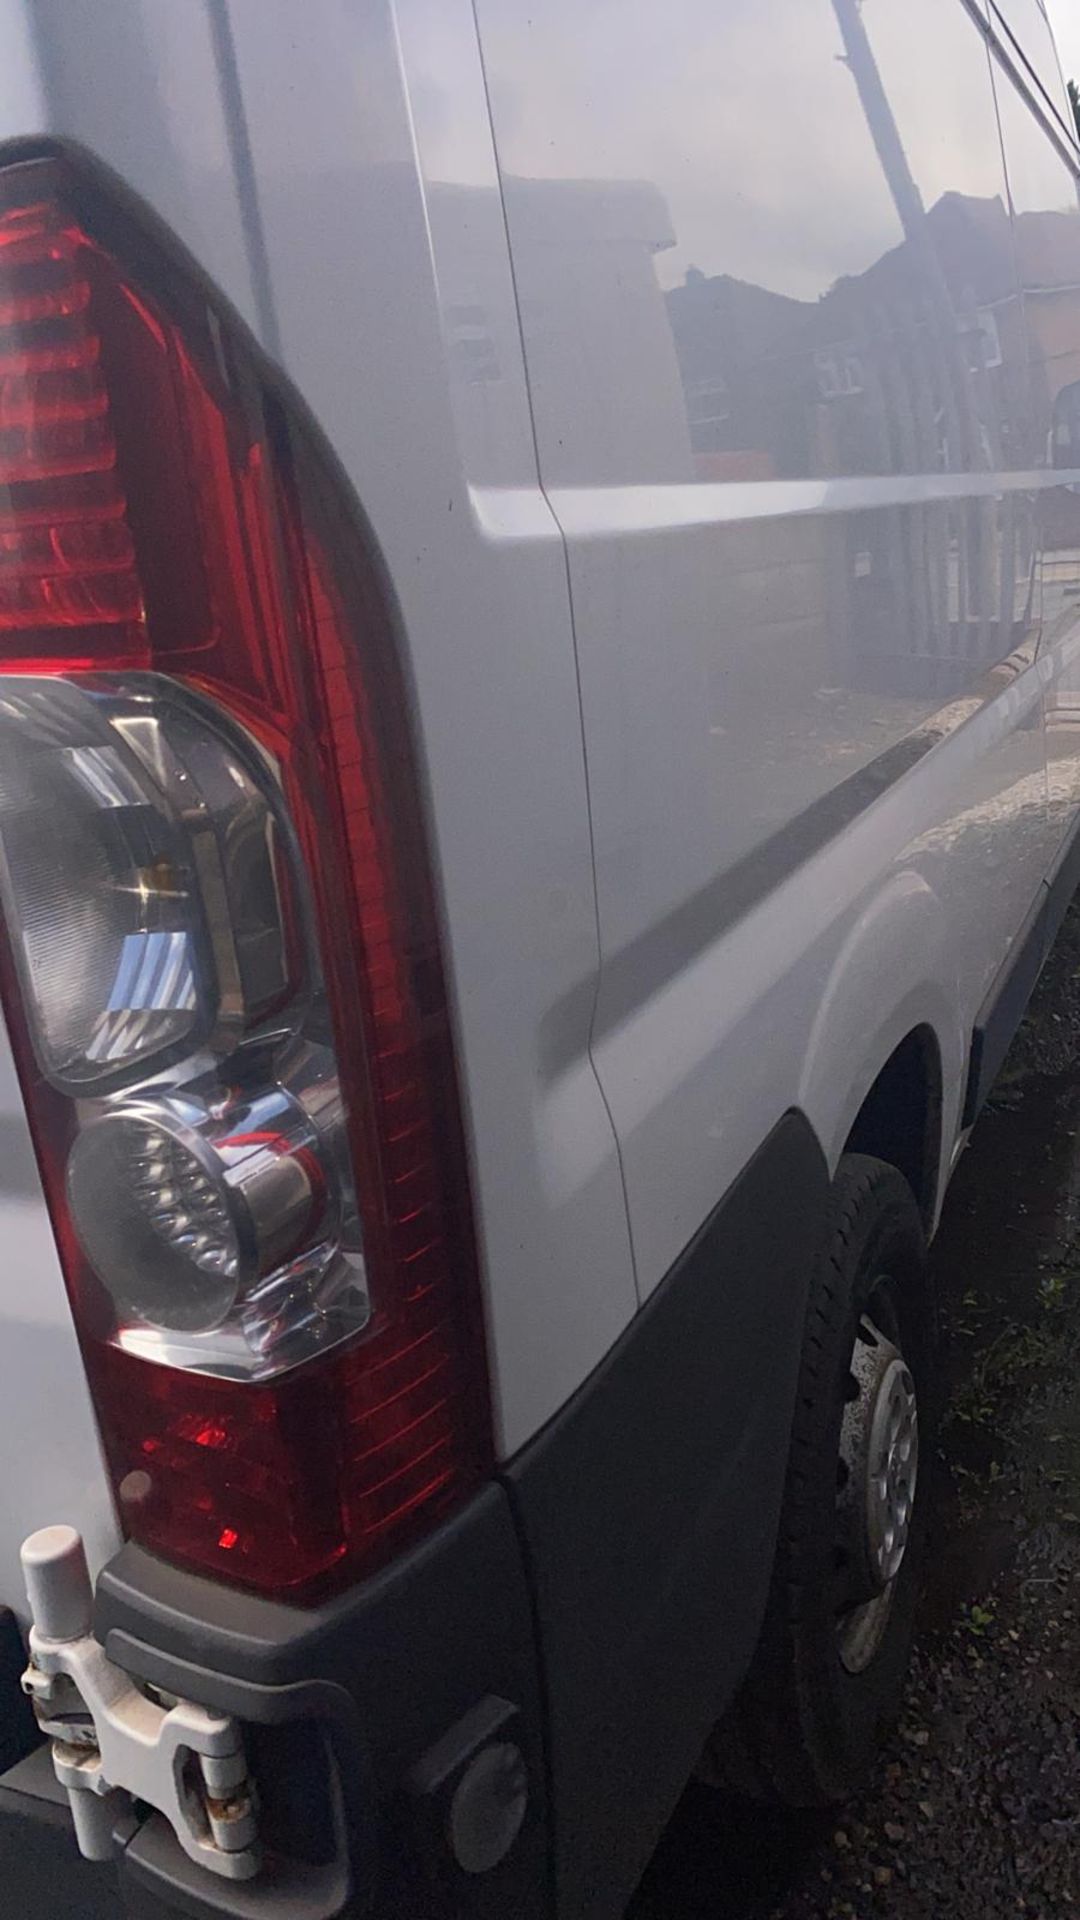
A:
<box><xmin>471</xmin><ymin>0</ymin><xmax>1016</xmax><ymax>301</ymax></box>
<box><xmin>1047</xmin><ymin>0</ymin><xmax>1080</xmax><ymax>85</ymax></box>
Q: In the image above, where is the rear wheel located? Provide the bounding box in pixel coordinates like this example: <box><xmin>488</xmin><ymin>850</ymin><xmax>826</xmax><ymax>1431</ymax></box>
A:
<box><xmin>705</xmin><ymin>1153</ymin><xmax>933</xmax><ymax>1806</ymax></box>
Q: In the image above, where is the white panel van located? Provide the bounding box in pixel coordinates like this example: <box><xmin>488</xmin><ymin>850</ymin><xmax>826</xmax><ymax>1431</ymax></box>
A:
<box><xmin>0</xmin><ymin>2</ymin><xmax>1076</xmax><ymax>1915</ymax></box>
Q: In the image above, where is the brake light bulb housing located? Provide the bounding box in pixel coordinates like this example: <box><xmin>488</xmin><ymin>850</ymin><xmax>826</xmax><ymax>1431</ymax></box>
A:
<box><xmin>0</xmin><ymin>158</ymin><xmax>490</xmax><ymax>1601</ymax></box>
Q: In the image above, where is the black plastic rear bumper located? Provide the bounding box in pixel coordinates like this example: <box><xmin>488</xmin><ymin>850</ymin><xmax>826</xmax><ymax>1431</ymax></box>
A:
<box><xmin>97</xmin><ymin>1482</ymin><xmax>550</xmax><ymax>1920</ymax></box>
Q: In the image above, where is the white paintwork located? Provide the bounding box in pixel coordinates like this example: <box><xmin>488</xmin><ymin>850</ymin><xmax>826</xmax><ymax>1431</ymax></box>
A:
<box><xmin>476</xmin><ymin>0</ymin><xmax>1080</xmax><ymax>1290</ymax></box>
<box><xmin>0</xmin><ymin>0</ymin><xmax>1077</xmax><ymax>1609</ymax></box>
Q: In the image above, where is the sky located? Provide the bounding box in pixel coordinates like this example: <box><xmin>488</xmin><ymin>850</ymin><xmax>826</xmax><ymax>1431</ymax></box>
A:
<box><xmin>1047</xmin><ymin>0</ymin><xmax>1080</xmax><ymax>92</ymax></box>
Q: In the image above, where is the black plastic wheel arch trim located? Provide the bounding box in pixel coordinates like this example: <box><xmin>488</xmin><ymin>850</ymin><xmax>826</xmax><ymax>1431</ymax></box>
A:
<box><xmin>964</xmin><ymin>813</ymin><xmax>1080</xmax><ymax>1126</ymax></box>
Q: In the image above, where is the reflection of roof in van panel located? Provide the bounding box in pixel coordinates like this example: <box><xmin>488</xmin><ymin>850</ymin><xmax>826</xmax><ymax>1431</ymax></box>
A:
<box><xmin>1014</xmin><ymin>205</ymin><xmax>1080</xmax><ymax>289</ymax></box>
<box><xmin>825</xmin><ymin>193</ymin><xmax>1015</xmax><ymax>319</ymax></box>
<box><xmin>667</xmin><ymin>273</ymin><xmax>808</xmax><ymax>359</ymax></box>
<box><xmin>666</xmin><ymin>194</ymin><xmax>1019</xmax><ymax>386</ymax></box>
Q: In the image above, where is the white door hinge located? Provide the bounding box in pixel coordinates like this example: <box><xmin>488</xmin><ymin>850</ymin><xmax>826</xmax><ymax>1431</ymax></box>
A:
<box><xmin>20</xmin><ymin>1525</ymin><xmax>260</xmax><ymax>1882</ymax></box>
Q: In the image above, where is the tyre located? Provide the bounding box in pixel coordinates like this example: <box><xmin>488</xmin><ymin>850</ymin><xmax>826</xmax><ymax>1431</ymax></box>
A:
<box><xmin>704</xmin><ymin>1152</ymin><xmax>933</xmax><ymax>1807</ymax></box>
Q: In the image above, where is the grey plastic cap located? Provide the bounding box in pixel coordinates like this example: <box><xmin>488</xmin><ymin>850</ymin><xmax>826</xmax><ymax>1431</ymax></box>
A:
<box><xmin>21</xmin><ymin>1525</ymin><xmax>93</xmax><ymax>1642</ymax></box>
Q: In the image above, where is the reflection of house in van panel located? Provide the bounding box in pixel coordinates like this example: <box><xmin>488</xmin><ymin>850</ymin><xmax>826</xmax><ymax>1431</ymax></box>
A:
<box><xmin>812</xmin><ymin>193</ymin><xmax>1020</xmax><ymax>482</ymax></box>
<box><xmin>665</xmin><ymin>270</ymin><xmax>814</xmax><ymax>479</ymax></box>
<box><xmin>664</xmin><ymin>191</ymin><xmax>1054</xmax><ymax>695</ymax></box>
<box><xmin>1016</xmin><ymin>204</ymin><xmax>1080</xmax><ymax>420</ymax></box>
<box><xmin>666</xmin><ymin>192</ymin><xmax>1023</xmax><ymax>483</ymax></box>
<box><xmin>1017</xmin><ymin>206</ymin><xmax>1080</xmax><ymax>557</ymax></box>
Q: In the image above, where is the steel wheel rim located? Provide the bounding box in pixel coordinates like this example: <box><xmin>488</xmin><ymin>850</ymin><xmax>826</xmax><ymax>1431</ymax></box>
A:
<box><xmin>835</xmin><ymin>1303</ymin><xmax>919</xmax><ymax>1675</ymax></box>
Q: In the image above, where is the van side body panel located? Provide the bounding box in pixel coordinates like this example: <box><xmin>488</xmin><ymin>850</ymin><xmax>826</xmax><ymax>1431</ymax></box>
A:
<box><xmin>475</xmin><ymin>0</ymin><xmax>1079</xmax><ymax>1291</ymax></box>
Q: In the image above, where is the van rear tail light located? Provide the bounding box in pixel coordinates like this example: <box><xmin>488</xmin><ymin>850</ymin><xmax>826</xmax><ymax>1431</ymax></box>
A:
<box><xmin>0</xmin><ymin>160</ymin><xmax>491</xmax><ymax>1600</ymax></box>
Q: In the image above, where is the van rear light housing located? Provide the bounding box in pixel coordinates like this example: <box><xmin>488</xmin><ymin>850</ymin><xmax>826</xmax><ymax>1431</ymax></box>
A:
<box><xmin>0</xmin><ymin>156</ymin><xmax>491</xmax><ymax>1600</ymax></box>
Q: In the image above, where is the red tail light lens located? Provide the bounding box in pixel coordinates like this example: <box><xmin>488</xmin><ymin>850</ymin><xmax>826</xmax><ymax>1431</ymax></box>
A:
<box><xmin>0</xmin><ymin>197</ymin><xmax>141</xmax><ymax>647</ymax></box>
<box><xmin>0</xmin><ymin>159</ymin><xmax>491</xmax><ymax>1600</ymax></box>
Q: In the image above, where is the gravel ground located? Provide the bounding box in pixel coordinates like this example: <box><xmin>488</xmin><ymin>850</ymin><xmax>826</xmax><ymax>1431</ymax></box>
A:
<box><xmin>632</xmin><ymin>903</ymin><xmax>1080</xmax><ymax>1920</ymax></box>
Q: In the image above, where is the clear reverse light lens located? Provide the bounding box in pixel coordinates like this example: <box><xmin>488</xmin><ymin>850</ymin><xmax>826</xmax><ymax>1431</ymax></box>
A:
<box><xmin>66</xmin><ymin>1077</ymin><xmax>352</xmax><ymax>1364</ymax></box>
<box><xmin>0</xmin><ymin>673</ymin><xmax>298</xmax><ymax>1091</ymax></box>
<box><xmin>0</xmin><ymin>679</ymin><xmax>204</xmax><ymax>1088</ymax></box>
<box><xmin>69</xmin><ymin>1102</ymin><xmax>245</xmax><ymax>1333</ymax></box>
<box><xmin>130</xmin><ymin>1126</ymin><xmax>239</xmax><ymax>1285</ymax></box>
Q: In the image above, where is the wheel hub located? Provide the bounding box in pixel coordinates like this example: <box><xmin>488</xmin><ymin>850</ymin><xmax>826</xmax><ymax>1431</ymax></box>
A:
<box><xmin>865</xmin><ymin>1352</ymin><xmax>918</xmax><ymax>1584</ymax></box>
<box><xmin>835</xmin><ymin>1311</ymin><xmax>918</xmax><ymax>1673</ymax></box>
